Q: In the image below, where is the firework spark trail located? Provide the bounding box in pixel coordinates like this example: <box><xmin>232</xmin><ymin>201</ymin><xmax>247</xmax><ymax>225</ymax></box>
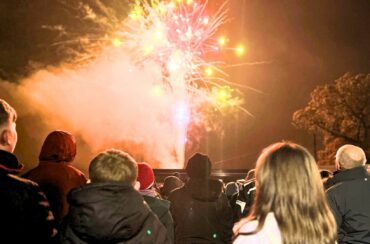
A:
<box><xmin>115</xmin><ymin>0</ymin><xmax>239</xmax><ymax>165</ymax></box>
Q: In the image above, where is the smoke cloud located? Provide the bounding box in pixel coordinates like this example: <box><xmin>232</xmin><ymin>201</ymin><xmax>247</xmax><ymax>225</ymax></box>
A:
<box><xmin>1</xmin><ymin>47</ymin><xmax>192</xmax><ymax>171</ymax></box>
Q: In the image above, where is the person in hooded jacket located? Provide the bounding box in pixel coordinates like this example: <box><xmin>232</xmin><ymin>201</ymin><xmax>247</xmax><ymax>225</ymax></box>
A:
<box><xmin>26</xmin><ymin>130</ymin><xmax>87</xmax><ymax>224</ymax></box>
<box><xmin>59</xmin><ymin>149</ymin><xmax>171</xmax><ymax>244</ymax></box>
<box><xmin>0</xmin><ymin>99</ymin><xmax>57</xmax><ymax>243</ymax></box>
<box><xmin>168</xmin><ymin>153</ymin><xmax>233</xmax><ymax>244</ymax></box>
<box><xmin>137</xmin><ymin>162</ymin><xmax>174</xmax><ymax>242</ymax></box>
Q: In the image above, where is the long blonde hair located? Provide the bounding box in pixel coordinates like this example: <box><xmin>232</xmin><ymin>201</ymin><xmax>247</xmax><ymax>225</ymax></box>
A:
<box><xmin>235</xmin><ymin>142</ymin><xmax>337</xmax><ymax>243</ymax></box>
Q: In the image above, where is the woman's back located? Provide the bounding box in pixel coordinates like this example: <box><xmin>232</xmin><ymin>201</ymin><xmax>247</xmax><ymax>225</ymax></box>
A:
<box><xmin>233</xmin><ymin>213</ymin><xmax>281</xmax><ymax>244</ymax></box>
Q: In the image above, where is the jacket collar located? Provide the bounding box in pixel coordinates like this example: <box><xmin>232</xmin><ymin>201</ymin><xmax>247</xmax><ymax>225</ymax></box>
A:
<box><xmin>0</xmin><ymin>149</ymin><xmax>24</xmax><ymax>174</ymax></box>
<box><xmin>332</xmin><ymin>166</ymin><xmax>368</xmax><ymax>184</ymax></box>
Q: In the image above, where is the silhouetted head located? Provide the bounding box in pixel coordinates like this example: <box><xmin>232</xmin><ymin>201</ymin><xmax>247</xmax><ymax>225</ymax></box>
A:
<box><xmin>186</xmin><ymin>153</ymin><xmax>212</xmax><ymax>179</ymax></box>
<box><xmin>161</xmin><ymin>175</ymin><xmax>184</xmax><ymax>198</ymax></box>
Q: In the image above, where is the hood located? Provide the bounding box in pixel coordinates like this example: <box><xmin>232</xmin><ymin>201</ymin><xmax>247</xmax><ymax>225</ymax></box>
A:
<box><xmin>67</xmin><ymin>182</ymin><xmax>150</xmax><ymax>243</ymax></box>
<box><xmin>39</xmin><ymin>130</ymin><xmax>76</xmax><ymax>162</ymax></box>
<box><xmin>186</xmin><ymin>178</ymin><xmax>223</xmax><ymax>201</ymax></box>
<box><xmin>143</xmin><ymin>195</ymin><xmax>170</xmax><ymax>219</ymax></box>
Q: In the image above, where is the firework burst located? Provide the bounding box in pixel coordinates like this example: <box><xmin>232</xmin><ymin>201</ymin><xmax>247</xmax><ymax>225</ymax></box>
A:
<box><xmin>35</xmin><ymin>0</ymin><xmax>250</xmax><ymax>167</ymax></box>
<box><xmin>116</xmin><ymin>0</ymin><xmax>244</xmax><ymax>111</ymax></box>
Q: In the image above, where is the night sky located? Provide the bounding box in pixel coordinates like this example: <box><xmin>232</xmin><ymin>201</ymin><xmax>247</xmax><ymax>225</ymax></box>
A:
<box><xmin>0</xmin><ymin>0</ymin><xmax>369</xmax><ymax>171</ymax></box>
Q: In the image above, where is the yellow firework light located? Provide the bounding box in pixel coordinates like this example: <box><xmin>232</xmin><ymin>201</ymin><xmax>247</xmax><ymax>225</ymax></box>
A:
<box><xmin>112</xmin><ymin>38</ymin><xmax>122</xmax><ymax>47</ymax></box>
<box><xmin>235</xmin><ymin>44</ymin><xmax>246</xmax><ymax>56</ymax></box>
<box><xmin>152</xmin><ymin>85</ymin><xmax>163</xmax><ymax>97</ymax></box>
<box><xmin>143</xmin><ymin>45</ymin><xmax>154</xmax><ymax>55</ymax></box>
<box><xmin>186</xmin><ymin>0</ymin><xmax>194</xmax><ymax>4</ymax></box>
<box><xmin>218</xmin><ymin>88</ymin><xmax>230</xmax><ymax>100</ymax></box>
<box><xmin>129</xmin><ymin>5</ymin><xmax>143</xmax><ymax>20</ymax></box>
<box><xmin>205</xmin><ymin>67</ymin><xmax>213</xmax><ymax>76</ymax></box>
<box><xmin>218</xmin><ymin>36</ymin><xmax>227</xmax><ymax>46</ymax></box>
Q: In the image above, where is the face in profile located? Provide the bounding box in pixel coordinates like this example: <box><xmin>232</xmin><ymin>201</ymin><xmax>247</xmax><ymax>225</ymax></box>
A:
<box><xmin>2</xmin><ymin>121</ymin><xmax>18</xmax><ymax>153</ymax></box>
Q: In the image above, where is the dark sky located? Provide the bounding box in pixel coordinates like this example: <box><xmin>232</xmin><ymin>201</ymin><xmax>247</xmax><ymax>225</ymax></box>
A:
<box><xmin>0</xmin><ymin>0</ymin><xmax>369</xmax><ymax>170</ymax></box>
<box><xmin>204</xmin><ymin>0</ymin><xmax>370</xmax><ymax>168</ymax></box>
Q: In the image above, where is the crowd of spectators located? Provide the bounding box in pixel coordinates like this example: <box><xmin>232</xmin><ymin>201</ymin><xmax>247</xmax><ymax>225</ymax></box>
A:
<box><xmin>1</xmin><ymin>98</ymin><xmax>369</xmax><ymax>243</ymax></box>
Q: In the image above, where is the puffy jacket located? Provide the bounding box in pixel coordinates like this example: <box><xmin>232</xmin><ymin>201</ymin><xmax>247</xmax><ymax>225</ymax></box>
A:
<box><xmin>326</xmin><ymin>166</ymin><xmax>370</xmax><ymax>243</ymax></box>
<box><xmin>143</xmin><ymin>195</ymin><xmax>174</xmax><ymax>242</ymax></box>
<box><xmin>168</xmin><ymin>178</ymin><xmax>233</xmax><ymax>244</ymax></box>
<box><xmin>0</xmin><ymin>149</ymin><xmax>57</xmax><ymax>243</ymax></box>
<box><xmin>26</xmin><ymin>130</ymin><xmax>87</xmax><ymax>223</ymax></box>
<box><xmin>59</xmin><ymin>182</ymin><xmax>171</xmax><ymax>243</ymax></box>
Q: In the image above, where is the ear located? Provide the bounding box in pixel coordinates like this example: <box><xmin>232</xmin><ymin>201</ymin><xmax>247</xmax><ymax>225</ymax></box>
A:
<box><xmin>0</xmin><ymin>129</ymin><xmax>9</xmax><ymax>146</ymax></box>
<box><xmin>335</xmin><ymin>160</ymin><xmax>341</xmax><ymax>171</ymax></box>
<box><xmin>133</xmin><ymin>181</ymin><xmax>141</xmax><ymax>191</ymax></box>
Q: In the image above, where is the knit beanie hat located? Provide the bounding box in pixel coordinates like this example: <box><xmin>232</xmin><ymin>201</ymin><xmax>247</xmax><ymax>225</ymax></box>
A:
<box><xmin>186</xmin><ymin>153</ymin><xmax>212</xmax><ymax>179</ymax></box>
<box><xmin>137</xmin><ymin>162</ymin><xmax>155</xmax><ymax>190</ymax></box>
<box><xmin>161</xmin><ymin>175</ymin><xmax>184</xmax><ymax>196</ymax></box>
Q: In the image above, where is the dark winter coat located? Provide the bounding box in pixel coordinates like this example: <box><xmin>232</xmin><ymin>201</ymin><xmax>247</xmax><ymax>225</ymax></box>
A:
<box><xmin>143</xmin><ymin>195</ymin><xmax>174</xmax><ymax>242</ymax></box>
<box><xmin>0</xmin><ymin>149</ymin><xmax>57</xmax><ymax>243</ymax></box>
<box><xmin>168</xmin><ymin>178</ymin><xmax>233</xmax><ymax>244</ymax></box>
<box><xmin>59</xmin><ymin>182</ymin><xmax>171</xmax><ymax>244</ymax></box>
<box><xmin>326</xmin><ymin>166</ymin><xmax>370</xmax><ymax>244</ymax></box>
<box><xmin>26</xmin><ymin>130</ymin><xmax>88</xmax><ymax>224</ymax></box>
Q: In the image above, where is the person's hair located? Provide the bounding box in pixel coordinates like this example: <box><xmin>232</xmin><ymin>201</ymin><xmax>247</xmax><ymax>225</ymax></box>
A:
<box><xmin>89</xmin><ymin>149</ymin><xmax>138</xmax><ymax>184</ymax></box>
<box><xmin>0</xmin><ymin>99</ymin><xmax>17</xmax><ymax>128</ymax></box>
<box><xmin>335</xmin><ymin>144</ymin><xmax>367</xmax><ymax>169</ymax></box>
<box><xmin>238</xmin><ymin>141</ymin><xmax>337</xmax><ymax>244</ymax></box>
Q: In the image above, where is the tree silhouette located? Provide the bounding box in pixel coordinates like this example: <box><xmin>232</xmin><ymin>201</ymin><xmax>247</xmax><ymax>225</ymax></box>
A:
<box><xmin>293</xmin><ymin>73</ymin><xmax>370</xmax><ymax>165</ymax></box>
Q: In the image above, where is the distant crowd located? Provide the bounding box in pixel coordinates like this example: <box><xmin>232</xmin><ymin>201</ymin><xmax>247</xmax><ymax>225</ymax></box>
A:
<box><xmin>0</xmin><ymin>98</ymin><xmax>369</xmax><ymax>244</ymax></box>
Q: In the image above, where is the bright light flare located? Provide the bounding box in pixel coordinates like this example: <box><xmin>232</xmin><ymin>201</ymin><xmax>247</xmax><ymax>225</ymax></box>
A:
<box><xmin>112</xmin><ymin>38</ymin><xmax>122</xmax><ymax>47</ymax></box>
<box><xmin>175</xmin><ymin>102</ymin><xmax>190</xmax><ymax>126</ymax></box>
<box><xmin>218</xmin><ymin>36</ymin><xmax>227</xmax><ymax>46</ymax></box>
<box><xmin>235</xmin><ymin>44</ymin><xmax>246</xmax><ymax>56</ymax></box>
<box><xmin>205</xmin><ymin>67</ymin><xmax>214</xmax><ymax>76</ymax></box>
<box><xmin>152</xmin><ymin>85</ymin><xmax>163</xmax><ymax>97</ymax></box>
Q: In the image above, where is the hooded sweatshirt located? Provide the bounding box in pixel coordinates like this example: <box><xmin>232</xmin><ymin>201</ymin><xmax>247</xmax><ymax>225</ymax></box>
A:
<box><xmin>59</xmin><ymin>182</ymin><xmax>171</xmax><ymax>244</ymax></box>
<box><xmin>26</xmin><ymin>130</ymin><xmax>87</xmax><ymax>223</ymax></box>
<box><xmin>168</xmin><ymin>178</ymin><xmax>233</xmax><ymax>244</ymax></box>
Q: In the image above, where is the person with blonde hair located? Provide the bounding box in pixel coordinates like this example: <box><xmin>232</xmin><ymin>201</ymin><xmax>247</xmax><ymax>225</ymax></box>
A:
<box><xmin>233</xmin><ymin>142</ymin><xmax>337</xmax><ymax>244</ymax></box>
<box><xmin>0</xmin><ymin>99</ymin><xmax>57</xmax><ymax>242</ymax></box>
<box><xmin>59</xmin><ymin>149</ymin><xmax>171</xmax><ymax>243</ymax></box>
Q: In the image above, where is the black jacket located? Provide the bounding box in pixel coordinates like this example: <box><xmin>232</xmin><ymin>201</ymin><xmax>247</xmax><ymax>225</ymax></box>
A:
<box><xmin>0</xmin><ymin>150</ymin><xmax>57</xmax><ymax>243</ymax></box>
<box><xmin>168</xmin><ymin>178</ymin><xmax>233</xmax><ymax>244</ymax></box>
<box><xmin>143</xmin><ymin>195</ymin><xmax>174</xmax><ymax>242</ymax></box>
<box><xmin>59</xmin><ymin>182</ymin><xmax>171</xmax><ymax>244</ymax></box>
<box><xmin>326</xmin><ymin>166</ymin><xmax>370</xmax><ymax>244</ymax></box>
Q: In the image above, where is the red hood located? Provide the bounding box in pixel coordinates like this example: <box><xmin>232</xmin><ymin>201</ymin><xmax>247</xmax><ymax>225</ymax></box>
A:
<box><xmin>39</xmin><ymin>130</ymin><xmax>76</xmax><ymax>162</ymax></box>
